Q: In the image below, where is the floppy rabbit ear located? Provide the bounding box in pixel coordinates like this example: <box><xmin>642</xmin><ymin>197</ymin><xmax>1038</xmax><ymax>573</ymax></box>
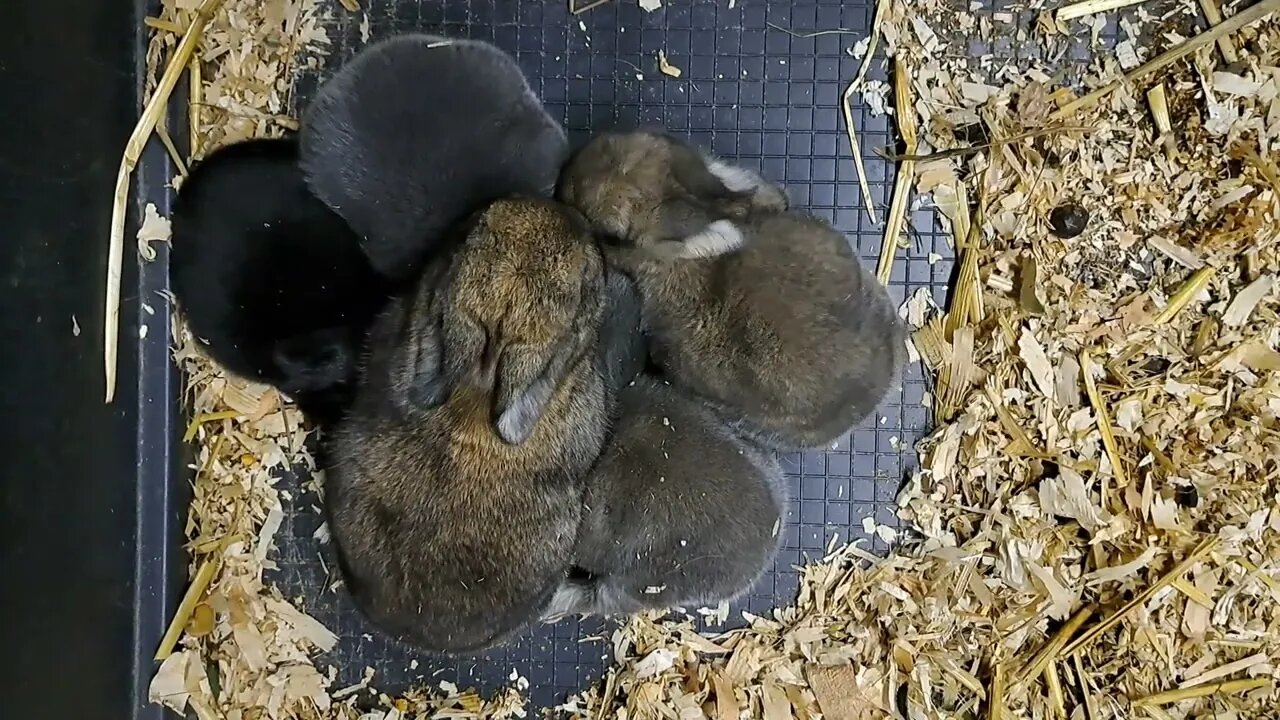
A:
<box><xmin>667</xmin><ymin>139</ymin><xmax>789</xmax><ymax>212</ymax></box>
<box><xmin>493</xmin><ymin>344</ymin><xmax>573</xmax><ymax>445</ymax></box>
<box><xmin>643</xmin><ymin>199</ymin><xmax>746</xmax><ymax>260</ymax></box>
<box><xmin>664</xmin><ymin>134</ymin><xmax>771</xmax><ymax>198</ymax></box>
<box><xmin>596</xmin><ymin>272</ymin><xmax>647</xmax><ymax>395</ymax></box>
<box><xmin>406</xmin><ymin>352</ymin><xmax>449</xmax><ymax>410</ymax></box>
<box><xmin>668</xmin><ymin>143</ymin><xmax>745</xmax><ymax>200</ymax></box>
<box><xmin>400</xmin><ymin>306</ymin><xmax>455</xmax><ymax>410</ymax></box>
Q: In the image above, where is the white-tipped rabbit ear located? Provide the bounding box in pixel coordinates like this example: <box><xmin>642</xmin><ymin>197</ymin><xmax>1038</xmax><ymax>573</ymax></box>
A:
<box><xmin>705</xmin><ymin>157</ymin><xmax>790</xmax><ymax>211</ymax></box>
<box><xmin>677</xmin><ymin>220</ymin><xmax>745</xmax><ymax>259</ymax></box>
<box><xmin>704</xmin><ymin>158</ymin><xmax>767</xmax><ymax>194</ymax></box>
<box><xmin>643</xmin><ymin>196</ymin><xmax>745</xmax><ymax>259</ymax></box>
<box><xmin>493</xmin><ymin>344</ymin><xmax>572</xmax><ymax>445</ymax></box>
<box><xmin>494</xmin><ymin>383</ymin><xmax>551</xmax><ymax>444</ymax></box>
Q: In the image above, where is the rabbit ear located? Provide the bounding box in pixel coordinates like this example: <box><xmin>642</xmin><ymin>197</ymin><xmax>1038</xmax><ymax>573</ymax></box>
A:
<box><xmin>596</xmin><ymin>271</ymin><xmax>648</xmax><ymax>394</ymax></box>
<box><xmin>406</xmin><ymin>359</ymin><xmax>450</xmax><ymax>410</ymax></box>
<box><xmin>493</xmin><ymin>343</ymin><xmax>573</xmax><ymax>445</ymax></box>
<box><xmin>667</xmin><ymin>138</ymin><xmax>787</xmax><ymax>212</ymax></box>
<box><xmin>643</xmin><ymin>199</ymin><xmax>746</xmax><ymax>260</ymax></box>
<box><xmin>674</xmin><ymin>219</ymin><xmax>745</xmax><ymax>258</ymax></box>
<box><xmin>402</xmin><ymin>305</ymin><xmax>459</xmax><ymax>410</ymax></box>
<box><xmin>666</xmin><ymin>140</ymin><xmax>749</xmax><ymax>198</ymax></box>
<box><xmin>702</xmin><ymin>158</ymin><xmax>770</xmax><ymax>195</ymax></box>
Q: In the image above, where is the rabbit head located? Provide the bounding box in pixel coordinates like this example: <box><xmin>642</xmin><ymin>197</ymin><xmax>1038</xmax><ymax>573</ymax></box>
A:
<box><xmin>401</xmin><ymin>197</ymin><xmax>607</xmax><ymax>445</ymax></box>
<box><xmin>558</xmin><ymin>131</ymin><xmax>788</xmax><ymax>260</ymax></box>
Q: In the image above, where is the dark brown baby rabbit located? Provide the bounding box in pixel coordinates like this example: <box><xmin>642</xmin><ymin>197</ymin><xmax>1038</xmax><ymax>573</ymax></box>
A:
<box><xmin>324</xmin><ymin>198</ymin><xmax>608</xmax><ymax>653</ymax></box>
<box><xmin>559</xmin><ymin>131</ymin><xmax>905</xmax><ymax>450</ymax></box>
<box><xmin>547</xmin><ymin>274</ymin><xmax>781</xmax><ymax>619</ymax></box>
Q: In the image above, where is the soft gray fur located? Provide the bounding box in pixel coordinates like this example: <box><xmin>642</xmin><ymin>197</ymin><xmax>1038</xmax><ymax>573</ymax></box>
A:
<box><xmin>544</xmin><ymin>375</ymin><xmax>785</xmax><ymax>619</ymax></box>
<box><xmin>300</xmin><ymin>34</ymin><xmax>569</xmax><ymax>283</ymax></box>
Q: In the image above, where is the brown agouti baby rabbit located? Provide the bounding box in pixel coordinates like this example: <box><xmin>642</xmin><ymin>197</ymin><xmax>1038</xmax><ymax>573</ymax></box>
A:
<box><xmin>544</xmin><ymin>271</ymin><xmax>784</xmax><ymax>618</ymax></box>
<box><xmin>557</xmin><ymin>131</ymin><xmax>788</xmax><ymax>259</ymax></box>
<box><xmin>559</xmin><ymin>131</ymin><xmax>905</xmax><ymax>450</ymax></box>
<box><xmin>324</xmin><ymin>197</ymin><xmax>609</xmax><ymax>653</ymax></box>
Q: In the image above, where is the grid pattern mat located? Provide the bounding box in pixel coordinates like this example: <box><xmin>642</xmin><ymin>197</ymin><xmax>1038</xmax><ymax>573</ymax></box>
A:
<box><xmin>271</xmin><ymin>0</ymin><xmax>947</xmax><ymax>708</ymax></box>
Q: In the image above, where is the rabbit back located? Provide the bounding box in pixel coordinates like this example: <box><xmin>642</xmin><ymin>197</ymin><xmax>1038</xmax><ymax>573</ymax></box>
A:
<box><xmin>300</xmin><ymin>35</ymin><xmax>569</xmax><ymax>282</ymax></box>
<box><xmin>326</xmin><ymin>367</ymin><xmax>596</xmax><ymax>652</ymax></box>
<box><xmin>624</xmin><ymin>211</ymin><xmax>905</xmax><ymax>450</ymax></box>
<box><xmin>557</xmin><ymin>376</ymin><xmax>784</xmax><ymax>617</ymax></box>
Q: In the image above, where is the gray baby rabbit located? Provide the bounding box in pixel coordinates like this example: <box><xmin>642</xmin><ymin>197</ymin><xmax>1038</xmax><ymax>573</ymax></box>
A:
<box><xmin>324</xmin><ymin>198</ymin><xmax>608</xmax><ymax>653</ymax></box>
<box><xmin>559</xmin><ymin>131</ymin><xmax>906</xmax><ymax>451</ymax></box>
<box><xmin>300</xmin><ymin>34</ymin><xmax>569</xmax><ymax>283</ymax></box>
<box><xmin>545</xmin><ymin>373</ymin><xmax>785</xmax><ymax>619</ymax></box>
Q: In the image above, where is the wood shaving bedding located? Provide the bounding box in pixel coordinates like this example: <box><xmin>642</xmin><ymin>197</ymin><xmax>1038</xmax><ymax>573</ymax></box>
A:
<box><xmin>139</xmin><ymin>0</ymin><xmax>1280</xmax><ymax>717</ymax></box>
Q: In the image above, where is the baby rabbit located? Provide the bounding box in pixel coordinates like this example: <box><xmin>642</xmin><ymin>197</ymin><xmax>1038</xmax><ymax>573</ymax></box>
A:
<box><xmin>540</xmin><ymin>271</ymin><xmax>781</xmax><ymax>618</ymax></box>
<box><xmin>546</xmin><ymin>373</ymin><xmax>785</xmax><ymax>619</ymax></box>
<box><xmin>325</xmin><ymin>198</ymin><xmax>609</xmax><ymax>653</ymax></box>
<box><xmin>169</xmin><ymin>137</ymin><xmax>387</xmax><ymax>424</ymax></box>
<box><xmin>556</xmin><ymin>131</ymin><xmax>789</xmax><ymax>259</ymax></box>
<box><xmin>300</xmin><ymin>34</ymin><xmax>569</xmax><ymax>284</ymax></box>
<box><xmin>559</xmin><ymin>131</ymin><xmax>905</xmax><ymax>450</ymax></box>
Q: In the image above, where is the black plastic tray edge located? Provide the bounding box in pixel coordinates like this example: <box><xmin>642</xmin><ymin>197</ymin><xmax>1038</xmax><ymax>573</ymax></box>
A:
<box><xmin>130</xmin><ymin>0</ymin><xmax>190</xmax><ymax>717</ymax></box>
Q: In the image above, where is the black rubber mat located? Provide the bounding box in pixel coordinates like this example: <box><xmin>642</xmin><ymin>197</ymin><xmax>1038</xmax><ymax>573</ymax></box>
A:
<box><xmin>273</xmin><ymin>0</ymin><xmax>946</xmax><ymax>708</ymax></box>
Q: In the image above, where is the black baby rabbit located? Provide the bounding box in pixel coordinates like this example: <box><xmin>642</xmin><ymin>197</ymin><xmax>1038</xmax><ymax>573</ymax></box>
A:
<box><xmin>300</xmin><ymin>34</ymin><xmax>569</xmax><ymax>283</ymax></box>
<box><xmin>559</xmin><ymin>131</ymin><xmax>905</xmax><ymax>450</ymax></box>
<box><xmin>325</xmin><ymin>198</ymin><xmax>610</xmax><ymax>653</ymax></box>
<box><xmin>169</xmin><ymin>137</ymin><xmax>387</xmax><ymax>423</ymax></box>
<box><xmin>546</xmin><ymin>373</ymin><xmax>785</xmax><ymax>619</ymax></box>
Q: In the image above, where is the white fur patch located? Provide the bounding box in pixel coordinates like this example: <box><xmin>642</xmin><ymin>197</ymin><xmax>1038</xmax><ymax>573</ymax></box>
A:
<box><xmin>679</xmin><ymin>220</ymin><xmax>745</xmax><ymax>259</ymax></box>
<box><xmin>706</xmin><ymin>159</ymin><xmax>764</xmax><ymax>193</ymax></box>
<box><xmin>541</xmin><ymin>583</ymin><xmax>590</xmax><ymax>622</ymax></box>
